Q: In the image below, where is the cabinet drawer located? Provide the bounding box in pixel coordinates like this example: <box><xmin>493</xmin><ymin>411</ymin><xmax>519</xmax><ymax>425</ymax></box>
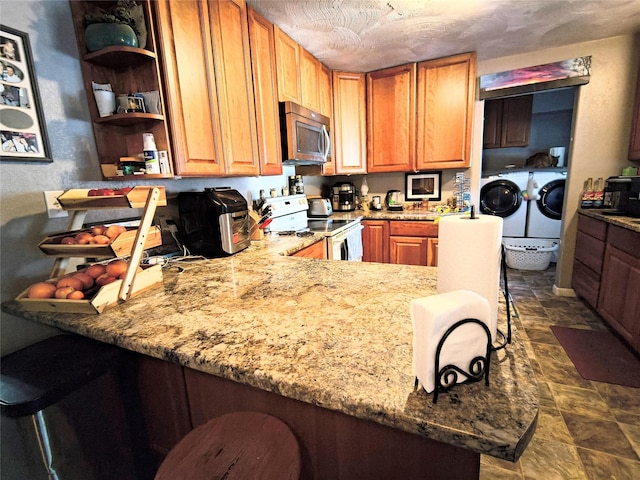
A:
<box><xmin>572</xmin><ymin>260</ymin><xmax>600</xmax><ymax>309</ymax></box>
<box><xmin>607</xmin><ymin>225</ymin><xmax>640</xmax><ymax>258</ymax></box>
<box><xmin>389</xmin><ymin>221</ymin><xmax>438</xmax><ymax>237</ymax></box>
<box><xmin>577</xmin><ymin>214</ymin><xmax>607</xmax><ymax>240</ymax></box>
<box><xmin>575</xmin><ymin>230</ymin><xmax>606</xmax><ymax>274</ymax></box>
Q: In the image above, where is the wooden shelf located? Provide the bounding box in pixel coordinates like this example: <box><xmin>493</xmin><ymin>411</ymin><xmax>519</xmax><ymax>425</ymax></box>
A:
<box><xmin>96</xmin><ymin>113</ymin><xmax>164</xmax><ymax>126</ymax></box>
<box><xmin>84</xmin><ymin>46</ymin><xmax>157</xmax><ymax>69</ymax></box>
<box><xmin>105</xmin><ymin>173</ymin><xmax>174</xmax><ymax>180</ymax></box>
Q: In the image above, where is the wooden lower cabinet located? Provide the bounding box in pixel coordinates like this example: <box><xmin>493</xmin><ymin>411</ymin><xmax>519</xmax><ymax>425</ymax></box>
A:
<box><xmin>183</xmin><ymin>368</ymin><xmax>479</xmax><ymax>480</ymax></box>
<box><xmin>135</xmin><ymin>355</ymin><xmax>192</xmax><ymax>467</ymax></box>
<box><xmin>362</xmin><ymin>220</ymin><xmax>390</xmax><ymax>263</ymax></box>
<box><xmin>292</xmin><ymin>240</ymin><xmax>325</xmax><ymax>259</ymax></box>
<box><xmin>363</xmin><ymin>220</ymin><xmax>437</xmax><ymax>266</ymax></box>
<box><xmin>390</xmin><ymin>236</ymin><xmax>428</xmax><ymax>265</ymax></box>
<box><xmin>572</xmin><ymin>215</ymin><xmax>607</xmax><ymax>309</ymax></box>
<box><xmin>597</xmin><ymin>226</ymin><xmax>640</xmax><ymax>352</ymax></box>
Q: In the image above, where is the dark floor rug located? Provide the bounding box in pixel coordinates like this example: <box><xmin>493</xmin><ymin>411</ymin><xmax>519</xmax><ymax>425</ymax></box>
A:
<box><xmin>550</xmin><ymin>326</ymin><xmax>640</xmax><ymax>388</ymax></box>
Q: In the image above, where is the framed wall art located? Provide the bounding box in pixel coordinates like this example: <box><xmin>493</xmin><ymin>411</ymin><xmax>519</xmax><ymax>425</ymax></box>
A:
<box><xmin>405</xmin><ymin>171</ymin><xmax>441</xmax><ymax>201</ymax></box>
<box><xmin>1</xmin><ymin>25</ymin><xmax>52</xmax><ymax>162</ymax></box>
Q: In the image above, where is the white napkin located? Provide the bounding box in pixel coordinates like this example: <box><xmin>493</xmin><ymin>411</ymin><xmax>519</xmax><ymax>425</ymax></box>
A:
<box><xmin>411</xmin><ymin>290</ymin><xmax>491</xmax><ymax>393</ymax></box>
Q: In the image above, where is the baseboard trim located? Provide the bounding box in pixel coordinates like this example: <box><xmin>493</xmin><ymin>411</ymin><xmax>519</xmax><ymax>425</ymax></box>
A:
<box><xmin>553</xmin><ymin>284</ymin><xmax>576</xmax><ymax>297</ymax></box>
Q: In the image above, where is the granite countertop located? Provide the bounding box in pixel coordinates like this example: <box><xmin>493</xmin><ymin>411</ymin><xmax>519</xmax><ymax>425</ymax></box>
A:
<box><xmin>578</xmin><ymin>209</ymin><xmax>640</xmax><ymax>233</ymax></box>
<box><xmin>331</xmin><ymin>208</ymin><xmax>439</xmax><ymax>221</ymax></box>
<box><xmin>1</xmin><ymin>235</ymin><xmax>538</xmax><ymax>462</ymax></box>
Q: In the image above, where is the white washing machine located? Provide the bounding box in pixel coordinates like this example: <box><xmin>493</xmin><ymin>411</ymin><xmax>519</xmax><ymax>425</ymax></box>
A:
<box><xmin>480</xmin><ymin>170</ymin><xmax>529</xmax><ymax>238</ymax></box>
<box><xmin>526</xmin><ymin>170</ymin><xmax>567</xmax><ymax>239</ymax></box>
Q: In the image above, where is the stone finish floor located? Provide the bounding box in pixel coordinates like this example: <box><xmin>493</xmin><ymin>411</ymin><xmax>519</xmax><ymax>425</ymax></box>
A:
<box><xmin>480</xmin><ymin>266</ymin><xmax>640</xmax><ymax>480</ymax></box>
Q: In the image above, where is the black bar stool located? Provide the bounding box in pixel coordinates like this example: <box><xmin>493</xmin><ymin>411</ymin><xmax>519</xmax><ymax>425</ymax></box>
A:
<box><xmin>1</xmin><ymin>334</ymin><xmax>137</xmax><ymax>480</ymax></box>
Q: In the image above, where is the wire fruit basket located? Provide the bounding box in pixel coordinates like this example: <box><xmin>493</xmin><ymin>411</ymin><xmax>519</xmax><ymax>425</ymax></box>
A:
<box><xmin>503</xmin><ymin>239</ymin><xmax>558</xmax><ymax>271</ymax></box>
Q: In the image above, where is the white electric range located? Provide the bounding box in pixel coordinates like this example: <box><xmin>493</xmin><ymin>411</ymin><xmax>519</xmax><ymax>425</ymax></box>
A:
<box><xmin>262</xmin><ymin>195</ymin><xmax>363</xmax><ymax>261</ymax></box>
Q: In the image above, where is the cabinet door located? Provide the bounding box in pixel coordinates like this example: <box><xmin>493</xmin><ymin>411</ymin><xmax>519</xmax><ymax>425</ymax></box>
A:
<box><xmin>300</xmin><ymin>48</ymin><xmax>321</xmax><ymax>112</ymax></box>
<box><xmin>390</xmin><ymin>236</ymin><xmax>429</xmax><ymax>266</ymax></box>
<box><xmin>482</xmin><ymin>99</ymin><xmax>503</xmax><ymax>149</ymax></box>
<box><xmin>319</xmin><ymin>63</ymin><xmax>333</xmax><ymax>119</ymax></box>
<box><xmin>274</xmin><ymin>26</ymin><xmax>301</xmax><ymax>103</ymax></box>
<box><xmin>483</xmin><ymin>96</ymin><xmax>532</xmax><ymax>149</ymax></box>
<box><xmin>598</xmin><ymin>244</ymin><xmax>640</xmax><ymax>351</ymax></box>
<box><xmin>501</xmin><ymin>95</ymin><xmax>533</xmax><ymax>147</ymax></box>
<box><xmin>333</xmin><ymin>71</ymin><xmax>367</xmax><ymax>175</ymax></box>
<box><xmin>154</xmin><ymin>0</ymin><xmax>224</xmax><ymax>175</ymax></box>
<box><xmin>292</xmin><ymin>240</ymin><xmax>325</xmax><ymax>259</ymax></box>
<box><xmin>136</xmin><ymin>355</ymin><xmax>191</xmax><ymax>462</ymax></box>
<box><xmin>415</xmin><ymin>53</ymin><xmax>476</xmax><ymax>170</ymax></box>
<box><xmin>367</xmin><ymin>64</ymin><xmax>416</xmax><ymax>173</ymax></box>
<box><xmin>427</xmin><ymin>238</ymin><xmax>439</xmax><ymax>267</ymax></box>
<box><xmin>628</xmin><ymin>60</ymin><xmax>640</xmax><ymax>163</ymax></box>
<box><xmin>208</xmin><ymin>0</ymin><xmax>260</xmax><ymax>176</ymax></box>
<box><xmin>247</xmin><ymin>7</ymin><xmax>282</xmax><ymax>176</ymax></box>
<box><xmin>362</xmin><ymin>220</ymin><xmax>389</xmax><ymax>263</ymax></box>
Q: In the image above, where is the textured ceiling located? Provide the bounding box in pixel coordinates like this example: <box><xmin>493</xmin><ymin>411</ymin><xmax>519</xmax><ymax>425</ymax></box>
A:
<box><xmin>246</xmin><ymin>0</ymin><xmax>640</xmax><ymax>72</ymax></box>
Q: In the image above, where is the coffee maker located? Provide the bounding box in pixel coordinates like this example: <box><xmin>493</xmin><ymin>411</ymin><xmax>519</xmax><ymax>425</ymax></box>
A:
<box><xmin>331</xmin><ymin>182</ymin><xmax>356</xmax><ymax>211</ymax></box>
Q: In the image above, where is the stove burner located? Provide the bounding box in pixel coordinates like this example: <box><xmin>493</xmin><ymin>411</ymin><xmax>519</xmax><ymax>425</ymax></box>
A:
<box><xmin>277</xmin><ymin>231</ymin><xmax>315</xmax><ymax>237</ymax></box>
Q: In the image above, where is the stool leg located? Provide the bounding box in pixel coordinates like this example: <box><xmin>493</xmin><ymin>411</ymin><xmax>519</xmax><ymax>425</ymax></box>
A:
<box><xmin>31</xmin><ymin>411</ymin><xmax>60</xmax><ymax>480</ymax></box>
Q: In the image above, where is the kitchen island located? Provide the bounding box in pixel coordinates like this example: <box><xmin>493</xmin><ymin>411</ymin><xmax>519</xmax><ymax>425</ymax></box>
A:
<box><xmin>2</xmin><ymin>234</ymin><xmax>538</xmax><ymax>479</ymax></box>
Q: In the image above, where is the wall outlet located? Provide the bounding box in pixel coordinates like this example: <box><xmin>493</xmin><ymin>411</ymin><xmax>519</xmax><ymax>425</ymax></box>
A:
<box><xmin>43</xmin><ymin>190</ymin><xmax>68</xmax><ymax>218</ymax></box>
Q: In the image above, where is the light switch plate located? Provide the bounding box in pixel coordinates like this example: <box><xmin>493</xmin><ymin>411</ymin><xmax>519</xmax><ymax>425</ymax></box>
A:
<box><xmin>43</xmin><ymin>190</ymin><xmax>68</xmax><ymax>218</ymax></box>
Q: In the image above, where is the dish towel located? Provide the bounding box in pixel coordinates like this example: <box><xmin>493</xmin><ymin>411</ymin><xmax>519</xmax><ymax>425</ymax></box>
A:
<box><xmin>346</xmin><ymin>225</ymin><xmax>364</xmax><ymax>261</ymax></box>
<box><xmin>411</xmin><ymin>290</ymin><xmax>491</xmax><ymax>394</ymax></box>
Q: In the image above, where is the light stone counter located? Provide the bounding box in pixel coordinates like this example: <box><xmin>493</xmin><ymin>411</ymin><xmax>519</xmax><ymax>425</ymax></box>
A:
<box><xmin>578</xmin><ymin>208</ymin><xmax>640</xmax><ymax>233</ymax></box>
<box><xmin>2</xmin><ymin>236</ymin><xmax>538</xmax><ymax>462</ymax></box>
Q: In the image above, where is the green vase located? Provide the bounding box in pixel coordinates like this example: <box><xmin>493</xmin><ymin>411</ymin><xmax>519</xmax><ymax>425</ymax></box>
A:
<box><xmin>85</xmin><ymin>23</ymin><xmax>138</xmax><ymax>52</ymax></box>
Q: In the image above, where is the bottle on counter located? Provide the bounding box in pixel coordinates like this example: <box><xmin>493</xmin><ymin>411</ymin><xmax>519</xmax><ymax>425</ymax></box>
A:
<box><xmin>143</xmin><ymin>133</ymin><xmax>161</xmax><ymax>174</ymax></box>
<box><xmin>592</xmin><ymin>177</ymin><xmax>604</xmax><ymax>208</ymax></box>
<box><xmin>580</xmin><ymin>177</ymin><xmax>594</xmax><ymax>208</ymax></box>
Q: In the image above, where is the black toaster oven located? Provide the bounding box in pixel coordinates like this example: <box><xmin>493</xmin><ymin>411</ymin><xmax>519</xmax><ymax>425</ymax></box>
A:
<box><xmin>177</xmin><ymin>188</ymin><xmax>250</xmax><ymax>257</ymax></box>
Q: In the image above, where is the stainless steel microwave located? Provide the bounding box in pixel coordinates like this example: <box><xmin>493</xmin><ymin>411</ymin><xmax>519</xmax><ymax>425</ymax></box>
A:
<box><xmin>280</xmin><ymin>101</ymin><xmax>331</xmax><ymax>165</ymax></box>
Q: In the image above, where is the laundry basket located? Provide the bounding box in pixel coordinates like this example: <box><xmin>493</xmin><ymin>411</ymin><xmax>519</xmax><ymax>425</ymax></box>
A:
<box><xmin>503</xmin><ymin>239</ymin><xmax>558</xmax><ymax>271</ymax></box>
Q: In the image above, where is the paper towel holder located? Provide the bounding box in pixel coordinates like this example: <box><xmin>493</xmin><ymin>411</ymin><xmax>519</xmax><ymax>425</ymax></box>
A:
<box><xmin>415</xmin><ymin>318</ymin><xmax>492</xmax><ymax>403</ymax></box>
<box><xmin>493</xmin><ymin>243</ymin><xmax>515</xmax><ymax>351</ymax></box>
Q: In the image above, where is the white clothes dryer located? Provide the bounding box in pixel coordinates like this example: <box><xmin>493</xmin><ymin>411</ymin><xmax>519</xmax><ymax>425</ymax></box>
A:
<box><xmin>480</xmin><ymin>170</ymin><xmax>529</xmax><ymax>238</ymax></box>
<box><xmin>526</xmin><ymin>170</ymin><xmax>567</xmax><ymax>239</ymax></box>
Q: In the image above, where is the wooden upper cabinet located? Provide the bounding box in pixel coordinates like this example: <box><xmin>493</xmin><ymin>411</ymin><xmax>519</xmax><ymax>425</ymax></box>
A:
<box><xmin>208</xmin><ymin>0</ymin><xmax>259</xmax><ymax>176</ymax></box>
<box><xmin>155</xmin><ymin>0</ymin><xmax>223</xmax><ymax>176</ymax></box>
<box><xmin>300</xmin><ymin>48</ymin><xmax>321</xmax><ymax>112</ymax></box>
<box><xmin>154</xmin><ymin>0</ymin><xmax>259</xmax><ymax>176</ymax></box>
<box><xmin>318</xmin><ymin>63</ymin><xmax>333</xmax><ymax>119</ymax></box>
<box><xmin>247</xmin><ymin>7</ymin><xmax>282</xmax><ymax>176</ymax></box>
<box><xmin>332</xmin><ymin>71</ymin><xmax>366</xmax><ymax>174</ymax></box>
<box><xmin>274</xmin><ymin>25</ymin><xmax>301</xmax><ymax>103</ymax></box>
<box><xmin>416</xmin><ymin>52</ymin><xmax>476</xmax><ymax>170</ymax></box>
<box><xmin>483</xmin><ymin>95</ymin><xmax>533</xmax><ymax>149</ymax></box>
<box><xmin>628</xmin><ymin>60</ymin><xmax>640</xmax><ymax>164</ymax></box>
<box><xmin>367</xmin><ymin>64</ymin><xmax>416</xmax><ymax>172</ymax></box>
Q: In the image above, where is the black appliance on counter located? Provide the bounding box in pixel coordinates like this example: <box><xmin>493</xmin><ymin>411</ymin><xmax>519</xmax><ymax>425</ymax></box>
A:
<box><xmin>331</xmin><ymin>182</ymin><xmax>356</xmax><ymax>211</ymax></box>
<box><xmin>603</xmin><ymin>176</ymin><xmax>640</xmax><ymax>217</ymax></box>
<box><xmin>177</xmin><ymin>188</ymin><xmax>251</xmax><ymax>257</ymax></box>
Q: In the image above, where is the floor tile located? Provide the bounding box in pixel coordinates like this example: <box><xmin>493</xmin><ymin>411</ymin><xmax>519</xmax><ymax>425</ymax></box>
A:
<box><xmin>561</xmin><ymin>411</ymin><xmax>637</xmax><ymax>460</ymax></box>
<box><xmin>550</xmin><ymin>383</ymin><xmax>612</xmax><ymax>421</ymax></box>
<box><xmin>518</xmin><ymin>437</ymin><xmax>587</xmax><ymax>480</ymax></box>
<box><xmin>535</xmin><ymin>406</ymin><xmax>574</xmax><ymax>444</ymax></box>
<box><xmin>577</xmin><ymin>447</ymin><xmax>640</xmax><ymax>480</ymax></box>
<box><xmin>619</xmin><ymin>422</ymin><xmax>640</xmax><ymax>459</ymax></box>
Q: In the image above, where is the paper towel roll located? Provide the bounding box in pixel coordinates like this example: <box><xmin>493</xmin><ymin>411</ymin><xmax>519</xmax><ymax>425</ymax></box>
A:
<box><xmin>437</xmin><ymin>215</ymin><xmax>503</xmax><ymax>341</ymax></box>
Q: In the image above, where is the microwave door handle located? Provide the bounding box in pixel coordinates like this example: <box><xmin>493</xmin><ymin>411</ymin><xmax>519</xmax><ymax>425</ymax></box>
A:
<box><xmin>321</xmin><ymin>125</ymin><xmax>330</xmax><ymax>162</ymax></box>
